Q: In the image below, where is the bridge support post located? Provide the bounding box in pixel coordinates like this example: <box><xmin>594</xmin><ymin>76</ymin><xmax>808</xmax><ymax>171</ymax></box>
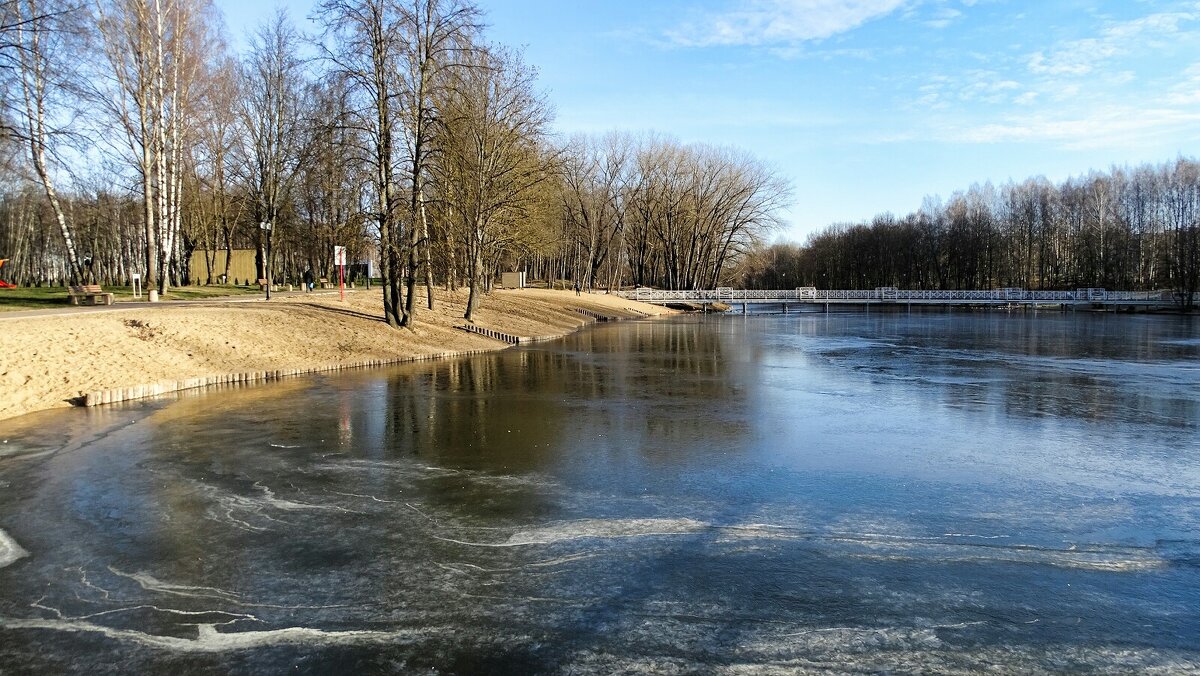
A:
<box><xmin>783</xmin><ymin>303</ymin><xmax>788</xmax><ymax>314</ymax></box>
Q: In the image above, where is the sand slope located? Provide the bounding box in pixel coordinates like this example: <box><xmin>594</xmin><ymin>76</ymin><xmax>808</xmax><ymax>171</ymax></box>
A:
<box><xmin>0</xmin><ymin>288</ymin><xmax>671</xmax><ymax>421</ymax></box>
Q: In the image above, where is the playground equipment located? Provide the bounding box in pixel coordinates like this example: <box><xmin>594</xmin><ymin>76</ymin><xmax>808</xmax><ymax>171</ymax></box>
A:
<box><xmin>0</xmin><ymin>259</ymin><xmax>14</xmax><ymax>289</ymax></box>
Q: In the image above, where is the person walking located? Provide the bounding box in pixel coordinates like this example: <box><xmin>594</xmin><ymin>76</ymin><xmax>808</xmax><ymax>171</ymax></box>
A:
<box><xmin>303</xmin><ymin>267</ymin><xmax>314</xmax><ymax>292</ymax></box>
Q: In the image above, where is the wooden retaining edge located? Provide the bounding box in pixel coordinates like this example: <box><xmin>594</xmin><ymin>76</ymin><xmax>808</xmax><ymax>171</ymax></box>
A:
<box><xmin>455</xmin><ymin>324</ymin><xmax>520</xmax><ymax>344</ymax></box>
<box><xmin>573</xmin><ymin>308</ymin><xmax>616</xmax><ymax>322</ymax></box>
<box><xmin>79</xmin><ymin>348</ymin><xmax>500</xmax><ymax>409</ymax></box>
<box><xmin>454</xmin><ymin>324</ymin><xmax>566</xmax><ymax>345</ymax></box>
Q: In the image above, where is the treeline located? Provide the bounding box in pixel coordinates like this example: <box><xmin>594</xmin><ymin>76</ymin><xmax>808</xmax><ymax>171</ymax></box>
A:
<box><xmin>0</xmin><ymin>0</ymin><xmax>790</xmax><ymax>325</ymax></box>
<box><xmin>541</xmin><ymin>133</ymin><xmax>790</xmax><ymax>292</ymax></box>
<box><xmin>739</xmin><ymin>158</ymin><xmax>1200</xmax><ymax>308</ymax></box>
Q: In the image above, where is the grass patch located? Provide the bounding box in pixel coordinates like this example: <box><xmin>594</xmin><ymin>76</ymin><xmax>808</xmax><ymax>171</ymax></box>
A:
<box><xmin>0</xmin><ymin>284</ymin><xmax>264</xmax><ymax>312</ymax></box>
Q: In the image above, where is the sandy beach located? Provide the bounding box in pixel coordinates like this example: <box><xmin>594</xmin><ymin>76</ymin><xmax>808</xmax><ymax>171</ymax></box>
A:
<box><xmin>0</xmin><ymin>288</ymin><xmax>672</xmax><ymax>422</ymax></box>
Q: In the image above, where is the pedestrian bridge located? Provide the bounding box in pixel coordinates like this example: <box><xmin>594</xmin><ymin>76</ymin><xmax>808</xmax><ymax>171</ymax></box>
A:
<box><xmin>617</xmin><ymin>286</ymin><xmax>1189</xmax><ymax>310</ymax></box>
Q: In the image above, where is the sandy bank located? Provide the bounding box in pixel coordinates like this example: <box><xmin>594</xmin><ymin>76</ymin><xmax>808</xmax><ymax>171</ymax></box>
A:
<box><xmin>0</xmin><ymin>288</ymin><xmax>672</xmax><ymax>422</ymax></box>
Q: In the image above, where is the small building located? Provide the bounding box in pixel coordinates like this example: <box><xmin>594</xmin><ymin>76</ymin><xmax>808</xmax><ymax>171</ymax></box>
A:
<box><xmin>190</xmin><ymin>249</ymin><xmax>258</xmax><ymax>284</ymax></box>
<box><xmin>501</xmin><ymin>271</ymin><xmax>526</xmax><ymax>289</ymax></box>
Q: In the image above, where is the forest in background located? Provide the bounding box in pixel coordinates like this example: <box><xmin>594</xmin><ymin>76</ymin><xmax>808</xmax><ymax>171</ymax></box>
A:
<box><xmin>737</xmin><ymin>158</ymin><xmax>1200</xmax><ymax>310</ymax></box>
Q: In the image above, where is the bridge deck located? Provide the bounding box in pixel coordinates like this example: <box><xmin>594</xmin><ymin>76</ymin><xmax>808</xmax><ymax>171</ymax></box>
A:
<box><xmin>619</xmin><ymin>287</ymin><xmax>1190</xmax><ymax>308</ymax></box>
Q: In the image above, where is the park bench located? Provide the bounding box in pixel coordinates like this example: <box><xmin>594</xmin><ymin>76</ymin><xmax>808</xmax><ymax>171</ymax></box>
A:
<box><xmin>257</xmin><ymin>278</ymin><xmax>271</xmax><ymax>290</ymax></box>
<box><xmin>319</xmin><ymin>277</ymin><xmax>332</xmax><ymax>289</ymax></box>
<box><xmin>68</xmin><ymin>284</ymin><xmax>114</xmax><ymax>306</ymax></box>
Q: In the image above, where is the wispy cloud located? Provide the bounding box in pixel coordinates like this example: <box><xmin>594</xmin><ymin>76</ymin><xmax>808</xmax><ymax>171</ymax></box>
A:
<box><xmin>1014</xmin><ymin>91</ymin><xmax>1038</xmax><ymax>106</ymax></box>
<box><xmin>1027</xmin><ymin>10</ymin><xmax>1197</xmax><ymax>76</ymax></box>
<box><xmin>907</xmin><ymin>70</ymin><xmax>1024</xmax><ymax>110</ymax></box>
<box><xmin>666</xmin><ymin>0</ymin><xmax>909</xmax><ymax>47</ymax></box>
<box><xmin>949</xmin><ymin>106</ymin><xmax>1200</xmax><ymax>150</ymax></box>
<box><xmin>925</xmin><ymin>7</ymin><xmax>963</xmax><ymax>29</ymax></box>
<box><xmin>1167</xmin><ymin>62</ymin><xmax>1200</xmax><ymax>104</ymax></box>
<box><xmin>891</xmin><ymin>5</ymin><xmax>1200</xmax><ymax>152</ymax></box>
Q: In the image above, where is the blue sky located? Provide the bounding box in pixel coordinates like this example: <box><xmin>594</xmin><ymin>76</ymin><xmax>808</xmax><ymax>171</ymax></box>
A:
<box><xmin>215</xmin><ymin>0</ymin><xmax>1200</xmax><ymax>242</ymax></box>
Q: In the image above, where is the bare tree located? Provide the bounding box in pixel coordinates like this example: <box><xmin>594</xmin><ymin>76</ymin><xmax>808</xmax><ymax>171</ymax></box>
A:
<box><xmin>559</xmin><ymin>132</ymin><xmax>629</xmax><ymax>291</ymax></box>
<box><xmin>436</xmin><ymin>45</ymin><xmax>552</xmax><ymax>321</ymax></box>
<box><xmin>295</xmin><ymin>74</ymin><xmax>368</xmax><ymax>284</ymax></box>
<box><xmin>235</xmin><ymin>7</ymin><xmax>309</xmax><ymax>292</ymax></box>
<box><xmin>1164</xmin><ymin>159</ymin><xmax>1199</xmax><ymax>310</ymax></box>
<box><xmin>192</xmin><ymin>54</ymin><xmax>240</xmax><ymax>284</ymax></box>
<box><xmin>94</xmin><ymin>0</ymin><xmax>221</xmax><ymax>296</ymax></box>
<box><xmin>317</xmin><ymin>0</ymin><xmax>409</xmax><ymax>326</ymax></box>
<box><xmin>5</xmin><ymin>0</ymin><xmax>86</xmax><ymax>282</ymax></box>
<box><xmin>394</xmin><ymin>0</ymin><xmax>478</xmax><ymax>317</ymax></box>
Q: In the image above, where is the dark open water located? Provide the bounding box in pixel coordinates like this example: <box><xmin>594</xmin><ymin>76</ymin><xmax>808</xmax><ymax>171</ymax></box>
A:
<box><xmin>0</xmin><ymin>313</ymin><xmax>1198</xmax><ymax>673</ymax></box>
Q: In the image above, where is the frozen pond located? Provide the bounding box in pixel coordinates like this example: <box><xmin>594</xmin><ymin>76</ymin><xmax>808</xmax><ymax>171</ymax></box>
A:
<box><xmin>1</xmin><ymin>313</ymin><xmax>1198</xmax><ymax>673</ymax></box>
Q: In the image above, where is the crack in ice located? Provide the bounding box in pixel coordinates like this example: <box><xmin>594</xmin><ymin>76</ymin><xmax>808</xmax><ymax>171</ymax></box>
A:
<box><xmin>107</xmin><ymin>568</ymin><xmax>349</xmax><ymax>609</ymax></box>
<box><xmin>0</xmin><ymin>616</ymin><xmax>424</xmax><ymax>653</ymax></box>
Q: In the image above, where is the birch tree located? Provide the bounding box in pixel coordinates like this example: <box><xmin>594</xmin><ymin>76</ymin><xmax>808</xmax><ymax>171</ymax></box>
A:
<box><xmin>6</xmin><ymin>0</ymin><xmax>86</xmax><ymax>282</ymax></box>
<box><xmin>94</xmin><ymin>0</ymin><xmax>219</xmax><ymax>296</ymax></box>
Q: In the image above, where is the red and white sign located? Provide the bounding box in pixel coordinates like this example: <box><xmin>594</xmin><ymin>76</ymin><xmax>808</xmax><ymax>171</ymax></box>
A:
<box><xmin>333</xmin><ymin>246</ymin><xmax>346</xmax><ymax>266</ymax></box>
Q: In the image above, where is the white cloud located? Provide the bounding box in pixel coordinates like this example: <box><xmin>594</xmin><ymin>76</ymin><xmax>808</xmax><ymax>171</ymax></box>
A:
<box><xmin>925</xmin><ymin>7</ymin><xmax>962</xmax><ymax>29</ymax></box>
<box><xmin>767</xmin><ymin>45</ymin><xmax>881</xmax><ymax>60</ymax></box>
<box><xmin>1167</xmin><ymin>62</ymin><xmax>1200</xmax><ymax>104</ymax></box>
<box><xmin>1014</xmin><ymin>91</ymin><xmax>1038</xmax><ymax>105</ymax></box>
<box><xmin>1027</xmin><ymin>11</ymin><xmax>1196</xmax><ymax>77</ymax></box>
<box><xmin>950</xmin><ymin>106</ymin><xmax>1200</xmax><ymax>150</ymax></box>
<box><xmin>905</xmin><ymin>71</ymin><xmax>1024</xmax><ymax>109</ymax></box>
<box><xmin>667</xmin><ymin>0</ymin><xmax>909</xmax><ymax>47</ymax></box>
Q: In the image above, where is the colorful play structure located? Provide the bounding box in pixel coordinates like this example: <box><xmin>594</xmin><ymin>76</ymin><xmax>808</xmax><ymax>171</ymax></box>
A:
<box><xmin>0</xmin><ymin>259</ymin><xmax>13</xmax><ymax>289</ymax></box>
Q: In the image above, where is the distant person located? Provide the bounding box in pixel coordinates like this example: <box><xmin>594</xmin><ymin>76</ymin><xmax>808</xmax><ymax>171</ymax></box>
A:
<box><xmin>574</xmin><ymin>279</ymin><xmax>581</xmax><ymax>296</ymax></box>
<box><xmin>303</xmin><ymin>267</ymin><xmax>314</xmax><ymax>292</ymax></box>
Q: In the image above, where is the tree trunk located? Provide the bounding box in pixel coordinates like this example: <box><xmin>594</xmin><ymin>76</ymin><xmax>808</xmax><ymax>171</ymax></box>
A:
<box><xmin>464</xmin><ymin>224</ymin><xmax>484</xmax><ymax>322</ymax></box>
<box><xmin>421</xmin><ymin>195</ymin><xmax>435</xmax><ymax>309</ymax></box>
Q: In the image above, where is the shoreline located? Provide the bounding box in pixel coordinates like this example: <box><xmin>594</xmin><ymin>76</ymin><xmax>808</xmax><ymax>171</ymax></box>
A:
<box><xmin>0</xmin><ymin>288</ymin><xmax>674</xmax><ymax>423</ymax></box>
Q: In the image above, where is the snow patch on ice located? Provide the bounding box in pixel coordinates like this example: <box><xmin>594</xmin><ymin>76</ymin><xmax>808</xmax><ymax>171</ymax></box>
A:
<box><xmin>0</xmin><ymin>528</ymin><xmax>28</xmax><ymax>568</ymax></box>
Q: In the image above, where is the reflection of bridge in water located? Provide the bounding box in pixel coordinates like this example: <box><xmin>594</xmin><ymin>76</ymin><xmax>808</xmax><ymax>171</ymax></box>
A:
<box><xmin>619</xmin><ymin>286</ymin><xmax>1192</xmax><ymax>312</ymax></box>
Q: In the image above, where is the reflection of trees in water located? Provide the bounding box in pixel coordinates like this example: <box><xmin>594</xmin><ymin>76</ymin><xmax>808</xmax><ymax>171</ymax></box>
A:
<box><xmin>380</xmin><ymin>355</ymin><xmax>566</xmax><ymax>473</ymax></box>
<box><xmin>373</xmin><ymin>320</ymin><xmax>756</xmax><ymax>473</ymax></box>
<box><xmin>120</xmin><ymin>320</ymin><xmax>757</xmax><ymax>513</ymax></box>
<box><xmin>573</xmin><ymin>321</ymin><xmax>744</xmax><ymax>398</ymax></box>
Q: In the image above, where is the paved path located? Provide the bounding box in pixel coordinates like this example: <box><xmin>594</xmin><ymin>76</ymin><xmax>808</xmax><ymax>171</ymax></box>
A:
<box><xmin>0</xmin><ymin>288</ymin><xmax>364</xmax><ymax>320</ymax></box>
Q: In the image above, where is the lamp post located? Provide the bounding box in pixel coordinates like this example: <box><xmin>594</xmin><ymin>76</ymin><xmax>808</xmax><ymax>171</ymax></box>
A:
<box><xmin>260</xmin><ymin>221</ymin><xmax>273</xmax><ymax>300</ymax></box>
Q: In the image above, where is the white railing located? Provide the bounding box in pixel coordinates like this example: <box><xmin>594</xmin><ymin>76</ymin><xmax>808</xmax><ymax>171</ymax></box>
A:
<box><xmin>623</xmin><ymin>287</ymin><xmax>1184</xmax><ymax>304</ymax></box>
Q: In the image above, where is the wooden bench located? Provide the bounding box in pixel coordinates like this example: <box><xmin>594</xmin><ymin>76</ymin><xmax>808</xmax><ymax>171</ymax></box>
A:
<box><xmin>68</xmin><ymin>284</ymin><xmax>114</xmax><ymax>306</ymax></box>
<box><xmin>319</xmin><ymin>277</ymin><xmax>332</xmax><ymax>289</ymax></box>
<box><xmin>257</xmin><ymin>278</ymin><xmax>270</xmax><ymax>290</ymax></box>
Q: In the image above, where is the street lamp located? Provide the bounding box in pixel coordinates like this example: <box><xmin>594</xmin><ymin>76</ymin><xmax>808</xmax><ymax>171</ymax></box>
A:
<box><xmin>260</xmin><ymin>221</ymin><xmax>273</xmax><ymax>300</ymax></box>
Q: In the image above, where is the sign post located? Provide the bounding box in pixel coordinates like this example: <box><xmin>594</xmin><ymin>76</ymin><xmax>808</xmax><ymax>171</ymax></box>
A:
<box><xmin>334</xmin><ymin>246</ymin><xmax>346</xmax><ymax>301</ymax></box>
<box><xmin>260</xmin><ymin>221</ymin><xmax>273</xmax><ymax>300</ymax></box>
